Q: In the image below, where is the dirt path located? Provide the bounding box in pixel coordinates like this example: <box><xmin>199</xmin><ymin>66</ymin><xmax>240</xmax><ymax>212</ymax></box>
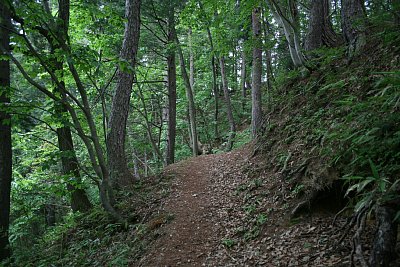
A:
<box><xmin>135</xmin><ymin>146</ymin><xmax>380</xmax><ymax>267</ymax></box>
<box><xmin>138</xmin><ymin>152</ymin><xmax>235</xmax><ymax>267</ymax></box>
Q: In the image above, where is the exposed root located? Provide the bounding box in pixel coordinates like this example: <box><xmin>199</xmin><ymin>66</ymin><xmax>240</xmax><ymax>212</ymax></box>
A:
<box><xmin>350</xmin><ymin>205</ymin><xmax>369</xmax><ymax>267</ymax></box>
<box><xmin>332</xmin><ymin>206</ymin><xmax>352</xmax><ymax>226</ymax></box>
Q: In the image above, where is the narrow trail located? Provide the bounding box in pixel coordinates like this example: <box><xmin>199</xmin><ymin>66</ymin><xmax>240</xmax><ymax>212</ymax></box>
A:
<box><xmin>135</xmin><ymin>146</ymin><xmax>373</xmax><ymax>267</ymax></box>
<box><xmin>138</xmin><ymin>152</ymin><xmax>233</xmax><ymax>266</ymax></box>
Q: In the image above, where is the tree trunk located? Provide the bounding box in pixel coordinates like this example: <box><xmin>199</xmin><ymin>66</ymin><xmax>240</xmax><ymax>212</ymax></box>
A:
<box><xmin>0</xmin><ymin>2</ymin><xmax>12</xmax><ymax>260</ymax></box>
<box><xmin>166</xmin><ymin>10</ymin><xmax>177</xmax><ymax>165</ymax></box>
<box><xmin>57</xmin><ymin>126</ymin><xmax>92</xmax><ymax>212</ymax></box>
<box><xmin>45</xmin><ymin>202</ymin><xmax>56</xmax><ymax>227</ymax></box>
<box><xmin>219</xmin><ymin>56</ymin><xmax>236</xmax><ymax>151</ymax></box>
<box><xmin>176</xmin><ymin>31</ymin><xmax>199</xmax><ymax>157</ymax></box>
<box><xmin>144</xmin><ymin>150</ymin><xmax>149</xmax><ymax>177</ymax></box>
<box><xmin>132</xmin><ymin>148</ymin><xmax>140</xmax><ymax>180</ymax></box>
<box><xmin>53</xmin><ymin>0</ymin><xmax>92</xmax><ymax>213</ymax></box>
<box><xmin>369</xmin><ymin>205</ymin><xmax>398</xmax><ymax>266</ymax></box>
<box><xmin>232</xmin><ymin>48</ymin><xmax>238</xmax><ymax>93</ymax></box>
<box><xmin>266</xmin><ymin>0</ymin><xmax>307</xmax><ymax>68</ymax></box>
<box><xmin>393</xmin><ymin>0</ymin><xmax>400</xmax><ymax>26</ymax></box>
<box><xmin>263</xmin><ymin>19</ymin><xmax>274</xmax><ymax>91</ymax></box>
<box><xmin>135</xmin><ymin>82</ymin><xmax>163</xmax><ymax>162</ymax></box>
<box><xmin>189</xmin><ymin>27</ymin><xmax>195</xmax><ymax>93</ymax></box>
<box><xmin>251</xmin><ymin>7</ymin><xmax>263</xmax><ymax>139</ymax></box>
<box><xmin>205</xmin><ymin>25</ymin><xmax>219</xmax><ymax>140</ymax></box>
<box><xmin>341</xmin><ymin>0</ymin><xmax>367</xmax><ymax>57</ymax></box>
<box><xmin>197</xmin><ymin>0</ymin><xmax>219</xmax><ymax>140</ymax></box>
<box><xmin>212</xmin><ymin>56</ymin><xmax>219</xmax><ymax>139</ymax></box>
<box><xmin>107</xmin><ymin>0</ymin><xmax>141</xmax><ymax>188</ymax></box>
<box><xmin>305</xmin><ymin>0</ymin><xmax>343</xmax><ymax>51</ymax></box>
<box><xmin>240</xmin><ymin>49</ymin><xmax>247</xmax><ymax>112</ymax></box>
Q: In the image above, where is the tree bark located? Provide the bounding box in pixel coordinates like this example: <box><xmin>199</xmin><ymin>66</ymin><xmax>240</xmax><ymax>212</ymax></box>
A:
<box><xmin>341</xmin><ymin>0</ymin><xmax>367</xmax><ymax>57</ymax></box>
<box><xmin>0</xmin><ymin>2</ymin><xmax>12</xmax><ymax>260</ymax></box>
<box><xmin>305</xmin><ymin>0</ymin><xmax>343</xmax><ymax>51</ymax></box>
<box><xmin>369</xmin><ymin>205</ymin><xmax>398</xmax><ymax>266</ymax></box>
<box><xmin>219</xmin><ymin>56</ymin><xmax>236</xmax><ymax>151</ymax></box>
<box><xmin>166</xmin><ymin>10</ymin><xmax>177</xmax><ymax>165</ymax></box>
<box><xmin>107</xmin><ymin>0</ymin><xmax>141</xmax><ymax>188</ymax></box>
<box><xmin>251</xmin><ymin>7</ymin><xmax>263</xmax><ymax>139</ymax></box>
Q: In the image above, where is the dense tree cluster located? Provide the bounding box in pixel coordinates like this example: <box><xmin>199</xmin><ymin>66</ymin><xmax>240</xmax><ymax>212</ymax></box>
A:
<box><xmin>0</xmin><ymin>0</ymin><xmax>398</xmax><ymax>265</ymax></box>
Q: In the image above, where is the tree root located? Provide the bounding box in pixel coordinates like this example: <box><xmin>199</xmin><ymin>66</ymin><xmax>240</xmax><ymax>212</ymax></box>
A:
<box><xmin>350</xmin><ymin>205</ymin><xmax>369</xmax><ymax>267</ymax></box>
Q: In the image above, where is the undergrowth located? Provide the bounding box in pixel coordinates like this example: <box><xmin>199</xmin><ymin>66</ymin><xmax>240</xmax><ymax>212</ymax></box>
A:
<box><xmin>6</xmin><ymin>173</ymin><xmax>174</xmax><ymax>267</ymax></box>
<box><xmin>258</xmin><ymin>27</ymin><xmax>400</xmax><ymax>219</ymax></box>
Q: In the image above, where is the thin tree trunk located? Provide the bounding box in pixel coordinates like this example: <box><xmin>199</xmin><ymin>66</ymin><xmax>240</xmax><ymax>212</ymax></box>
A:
<box><xmin>251</xmin><ymin>7</ymin><xmax>263</xmax><ymax>139</ymax></box>
<box><xmin>266</xmin><ymin>0</ymin><xmax>307</xmax><ymax>67</ymax></box>
<box><xmin>219</xmin><ymin>56</ymin><xmax>236</xmax><ymax>151</ymax></box>
<box><xmin>200</xmin><ymin>2</ymin><xmax>219</xmax><ymax>140</ymax></box>
<box><xmin>132</xmin><ymin>148</ymin><xmax>140</xmax><ymax>180</ymax></box>
<box><xmin>262</xmin><ymin>13</ymin><xmax>275</xmax><ymax>90</ymax></box>
<box><xmin>135</xmin><ymin>81</ymin><xmax>163</xmax><ymax>162</ymax></box>
<box><xmin>144</xmin><ymin>150</ymin><xmax>149</xmax><ymax>177</ymax></box>
<box><xmin>0</xmin><ymin>2</ymin><xmax>12</xmax><ymax>260</ymax></box>
<box><xmin>53</xmin><ymin>0</ymin><xmax>92</xmax><ymax>213</ymax></box>
<box><xmin>107</xmin><ymin>0</ymin><xmax>141</xmax><ymax>188</ymax></box>
<box><xmin>263</xmin><ymin>22</ymin><xmax>274</xmax><ymax>92</ymax></box>
<box><xmin>233</xmin><ymin>47</ymin><xmax>238</xmax><ymax>93</ymax></box>
<box><xmin>189</xmin><ymin>27</ymin><xmax>195</xmax><ymax>93</ymax></box>
<box><xmin>166</xmin><ymin>10</ymin><xmax>177</xmax><ymax>165</ymax></box>
<box><xmin>203</xmin><ymin>29</ymin><xmax>218</xmax><ymax>134</ymax></box>
<box><xmin>240</xmin><ymin>49</ymin><xmax>247</xmax><ymax>112</ymax></box>
<box><xmin>176</xmin><ymin>32</ymin><xmax>199</xmax><ymax>156</ymax></box>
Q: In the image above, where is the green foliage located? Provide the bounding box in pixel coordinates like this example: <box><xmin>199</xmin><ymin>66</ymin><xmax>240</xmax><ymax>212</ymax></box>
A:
<box><xmin>222</xmin><ymin>238</ymin><xmax>236</xmax><ymax>248</ymax></box>
<box><xmin>232</xmin><ymin>127</ymin><xmax>251</xmax><ymax>149</ymax></box>
<box><xmin>259</xmin><ymin>25</ymin><xmax>400</xmax><ymax>226</ymax></box>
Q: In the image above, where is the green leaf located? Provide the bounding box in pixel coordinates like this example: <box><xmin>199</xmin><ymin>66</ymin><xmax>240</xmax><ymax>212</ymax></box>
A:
<box><xmin>369</xmin><ymin>159</ymin><xmax>379</xmax><ymax>179</ymax></box>
<box><xmin>355</xmin><ymin>194</ymin><xmax>373</xmax><ymax>213</ymax></box>
<box><xmin>394</xmin><ymin>211</ymin><xmax>400</xmax><ymax>222</ymax></box>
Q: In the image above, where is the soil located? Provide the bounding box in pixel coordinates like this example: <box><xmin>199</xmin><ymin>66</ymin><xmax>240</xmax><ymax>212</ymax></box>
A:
<box><xmin>134</xmin><ymin>144</ymin><xmax>387</xmax><ymax>267</ymax></box>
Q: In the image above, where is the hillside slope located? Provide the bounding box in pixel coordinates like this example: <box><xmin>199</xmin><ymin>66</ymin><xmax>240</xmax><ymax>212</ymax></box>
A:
<box><xmin>9</xmin><ymin>28</ymin><xmax>399</xmax><ymax>267</ymax></box>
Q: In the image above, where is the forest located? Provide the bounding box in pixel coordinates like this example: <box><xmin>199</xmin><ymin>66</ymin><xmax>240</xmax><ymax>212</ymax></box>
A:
<box><xmin>0</xmin><ymin>0</ymin><xmax>399</xmax><ymax>266</ymax></box>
